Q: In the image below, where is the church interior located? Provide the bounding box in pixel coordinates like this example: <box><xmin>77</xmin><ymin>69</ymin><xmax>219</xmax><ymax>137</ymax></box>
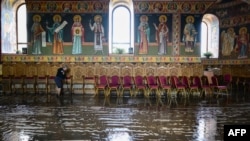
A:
<box><xmin>0</xmin><ymin>0</ymin><xmax>250</xmax><ymax>140</ymax></box>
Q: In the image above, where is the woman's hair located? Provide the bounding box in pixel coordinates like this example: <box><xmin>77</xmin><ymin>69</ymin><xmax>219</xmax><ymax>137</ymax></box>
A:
<box><xmin>62</xmin><ymin>64</ymin><xmax>68</xmax><ymax>69</ymax></box>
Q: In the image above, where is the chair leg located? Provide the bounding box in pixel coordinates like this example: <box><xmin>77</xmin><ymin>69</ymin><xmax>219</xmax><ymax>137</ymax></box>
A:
<box><xmin>168</xmin><ymin>90</ymin><xmax>178</xmax><ymax>106</ymax></box>
<box><xmin>156</xmin><ymin>89</ymin><xmax>163</xmax><ymax>106</ymax></box>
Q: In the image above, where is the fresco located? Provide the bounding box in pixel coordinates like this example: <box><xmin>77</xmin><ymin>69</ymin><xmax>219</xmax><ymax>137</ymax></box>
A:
<box><xmin>3</xmin><ymin>0</ymin><xmax>249</xmax><ymax>63</ymax></box>
<box><xmin>180</xmin><ymin>14</ymin><xmax>202</xmax><ymax>56</ymax></box>
<box><xmin>24</xmin><ymin>1</ymin><xmax>210</xmax><ymax>56</ymax></box>
<box><xmin>220</xmin><ymin>26</ymin><xmax>249</xmax><ymax>59</ymax></box>
<box><xmin>210</xmin><ymin>2</ymin><xmax>250</xmax><ymax>59</ymax></box>
<box><xmin>1</xmin><ymin>0</ymin><xmax>19</xmax><ymax>54</ymax></box>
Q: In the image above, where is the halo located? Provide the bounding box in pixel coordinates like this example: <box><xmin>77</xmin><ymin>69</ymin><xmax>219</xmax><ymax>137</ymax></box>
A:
<box><xmin>186</xmin><ymin>16</ymin><xmax>194</xmax><ymax>23</ymax></box>
<box><xmin>239</xmin><ymin>27</ymin><xmax>247</xmax><ymax>34</ymax></box>
<box><xmin>159</xmin><ymin>15</ymin><xmax>167</xmax><ymax>22</ymax></box>
<box><xmin>33</xmin><ymin>14</ymin><xmax>41</xmax><ymax>22</ymax></box>
<box><xmin>140</xmin><ymin>15</ymin><xmax>148</xmax><ymax>22</ymax></box>
<box><xmin>94</xmin><ymin>15</ymin><xmax>102</xmax><ymax>22</ymax></box>
<box><xmin>227</xmin><ymin>28</ymin><xmax>234</xmax><ymax>33</ymax></box>
<box><xmin>53</xmin><ymin>14</ymin><xmax>62</xmax><ymax>22</ymax></box>
<box><xmin>73</xmin><ymin>15</ymin><xmax>82</xmax><ymax>22</ymax></box>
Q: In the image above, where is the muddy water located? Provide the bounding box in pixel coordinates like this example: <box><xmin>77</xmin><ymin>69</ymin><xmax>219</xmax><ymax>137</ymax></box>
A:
<box><xmin>0</xmin><ymin>93</ymin><xmax>250</xmax><ymax>141</ymax></box>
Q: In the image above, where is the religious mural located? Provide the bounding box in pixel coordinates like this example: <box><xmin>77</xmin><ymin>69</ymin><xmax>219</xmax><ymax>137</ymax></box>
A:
<box><xmin>210</xmin><ymin>2</ymin><xmax>250</xmax><ymax>59</ymax></box>
<box><xmin>181</xmin><ymin>14</ymin><xmax>202</xmax><ymax>56</ymax></box>
<box><xmin>135</xmin><ymin>14</ymin><xmax>172</xmax><ymax>55</ymax></box>
<box><xmin>1</xmin><ymin>0</ymin><xmax>19</xmax><ymax>54</ymax></box>
<box><xmin>1</xmin><ymin>0</ymin><xmax>249</xmax><ymax>63</ymax></box>
<box><xmin>26</xmin><ymin>1</ymin><xmax>205</xmax><ymax>57</ymax></box>
<box><xmin>220</xmin><ymin>27</ymin><xmax>249</xmax><ymax>59</ymax></box>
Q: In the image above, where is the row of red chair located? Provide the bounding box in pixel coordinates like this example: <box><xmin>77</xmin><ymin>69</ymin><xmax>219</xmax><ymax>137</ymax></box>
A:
<box><xmin>94</xmin><ymin>74</ymin><xmax>232</xmax><ymax>100</ymax></box>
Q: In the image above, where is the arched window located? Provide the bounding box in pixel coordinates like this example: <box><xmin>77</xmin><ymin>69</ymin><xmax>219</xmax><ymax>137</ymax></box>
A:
<box><xmin>201</xmin><ymin>14</ymin><xmax>219</xmax><ymax>58</ymax></box>
<box><xmin>109</xmin><ymin>0</ymin><xmax>134</xmax><ymax>54</ymax></box>
<box><xmin>17</xmin><ymin>4</ymin><xmax>28</xmax><ymax>54</ymax></box>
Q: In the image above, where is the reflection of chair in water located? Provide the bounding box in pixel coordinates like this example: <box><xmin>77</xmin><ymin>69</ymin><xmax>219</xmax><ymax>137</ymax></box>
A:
<box><xmin>47</xmin><ymin>76</ymin><xmax>57</xmax><ymax>94</ymax></box>
<box><xmin>36</xmin><ymin>76</ymin><xmax>48</xmax><ymax>95</ymax></box>
<box><xmin>23</xmin><ymin>75</ymin><xmax>37</xmax><ymax>94</ymax></box>
<box><xmin>0</xmin><ymin>75</ymin><xmax>12</xmax><ymax>95</ymax></box>
<box><xmin>11</xmin><ymin>75</ymin><xmax>25</xmax><ymax>94</ymax></box>
<box><xmin>72</xmin><ymin>75</ymin><xmax>85</xmax><ymax>94</ymax></box>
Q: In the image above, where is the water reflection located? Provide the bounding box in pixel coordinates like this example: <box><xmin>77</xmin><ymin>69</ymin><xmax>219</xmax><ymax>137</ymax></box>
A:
<box><xmin>194</xmin><ymin>107</ymin><xmax>218</xmax><ymax>141</ymax></box>
<box><xmin>0</xmin><ymin>94</ymin><xmax>249</xmax><ymax>140</ymax></box>
<box><xmin>107</xmin><ymin>128</ymin><xmax>132</xmax><ymax>141</ymax></box>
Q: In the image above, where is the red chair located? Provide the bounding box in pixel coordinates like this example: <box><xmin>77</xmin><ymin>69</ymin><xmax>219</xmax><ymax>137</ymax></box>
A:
<box><xmin>146</xmin><ymin>75</ymin><xmax>162</xmax><ymax>105</ymax></box>
<box><xmin>211</xmin><ymin>76</ymin><xmax>229</xmax><ymax>98</ymax></box>
<box><xmin>194</xmin><ymin>76</ymin><xmax>212</xmax><ymax>97</ymax></box>
<box><xmin>146</xmin><ymin>75</ymin><xmax>159</xmax><ymax>96</ymax></box>
<box><xmin>133</xmin><ymin>75</ymin><xmax>147</xmax><ymax>98</ymax></box>
<box><xmin>171</xmin><ymin>75</ymin><xmax>188</xmax><ymax>98</ymax></box>
<box><xmin>120</xmin><ymin>75</ymin><xmax>134</xmax><ymax>97</ymax></box>
<box><xmin>158</xmin><ymin>75</ymin><xmax>175</xmax><ymax>105</ymax></box>
<box><xmin>224</xmin><ymin>74</ymin><xmax>232</xmax><ymax>92</ymax></box>
<box><xmin>158</xmin><ymin>75</ymin><xmax>172</xmax><ymax>95</ymax></box>
<box><xmin>107</xmin><ymin>75</ymin><xmax>121</xmax><ymax>97</ymax></box>
<box><xmin>94</xmin><ymin>75</ymin><xmax>109</xmax><ymax>97</ymax></box>
<box><xmin>182</xmin><ymin>76</ymin><xmax>199</xmax><ymax>96</ymax></box>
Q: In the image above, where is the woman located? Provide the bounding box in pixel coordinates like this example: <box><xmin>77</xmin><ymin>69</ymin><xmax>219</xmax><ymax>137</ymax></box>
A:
<box><xmin>54</xmin><ymin>65</ymin><xmax>68</xmax><ymax>97</ymax></box>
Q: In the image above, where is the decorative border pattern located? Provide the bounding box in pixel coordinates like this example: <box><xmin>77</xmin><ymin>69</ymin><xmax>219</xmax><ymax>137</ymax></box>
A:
<box><xmin>2</xmin><ymin>55</ymin><xmax>201</xmax><ymax>63</ymax></box>
<box><xmin>202</xmin><ymin>59</ymin><xmax>250</xmax><ymax>65</ymax></box>
<box><xmin>2</xmin><ymin>55</ymin><xmax>250</xmax><ymax>64</ymax></box>
<box><xmin>26</xmin><ymin>1</ymin><xmax>213</xmax><ymax>14</ymax></box>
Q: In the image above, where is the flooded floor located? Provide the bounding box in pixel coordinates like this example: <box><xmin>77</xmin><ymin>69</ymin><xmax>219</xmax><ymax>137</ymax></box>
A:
<box><xmin>0</xmin><ymin>91</ymin><xmax>250</xmax><ymax>141</ymax></box>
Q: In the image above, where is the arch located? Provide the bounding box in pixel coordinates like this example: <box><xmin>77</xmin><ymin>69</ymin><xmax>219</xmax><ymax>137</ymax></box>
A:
<box><xmin>109</xmin><ymin>0</ymin><xmax>134</xmax><ymax>54</ymax></box>
<box><xmin>1</xmin><ymin>0</ymin><xmax>25</xmax><ymax>54</ymax></box>
<box><xmin>201</xmin><ymin>14</ymin><xmax>219</xmax><ymax>58</ymax></box>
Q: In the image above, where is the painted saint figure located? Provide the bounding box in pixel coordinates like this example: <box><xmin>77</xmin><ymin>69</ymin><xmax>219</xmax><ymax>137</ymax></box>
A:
<box><xmin>236</xmin><ymin>27</ymin><xmax>249</xmax><ymax>58</ymax></box>
<box><xmin>31</xmin><ymin>14</ymin><xmax>45</xmax><ymax>55</ymax></box>
<box><xmin>138</xmin><ymin>15</ymin><xmax>150</xmax><ymax>54</ymax></box>
<box><xmin>46</xmin><ymin>14</ymin><xmax>65</xmax><ymax>54</ymax></box>
<box><xmin>221</xmin><ymin>28</ymin><xmax>236</xmax><ymax>56</ymax></box>
<box><xmin>71</xmin><ymin>15</ymin><xmax>84</xmax><ymax>54</ymax></box>
<box><xmin>183</xmin><ymin>16</ymin><xmax>197</xmax><ymax>52</ymax></box>
<box><xmin>89</xmin><ymin>15</ymin><xmax>104</xmax><ymax>54</ymax></box>
<box><xmin>154</xmin><ymin>15</ymin><xmax>169</xmax><ymax>55</ymax></box>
